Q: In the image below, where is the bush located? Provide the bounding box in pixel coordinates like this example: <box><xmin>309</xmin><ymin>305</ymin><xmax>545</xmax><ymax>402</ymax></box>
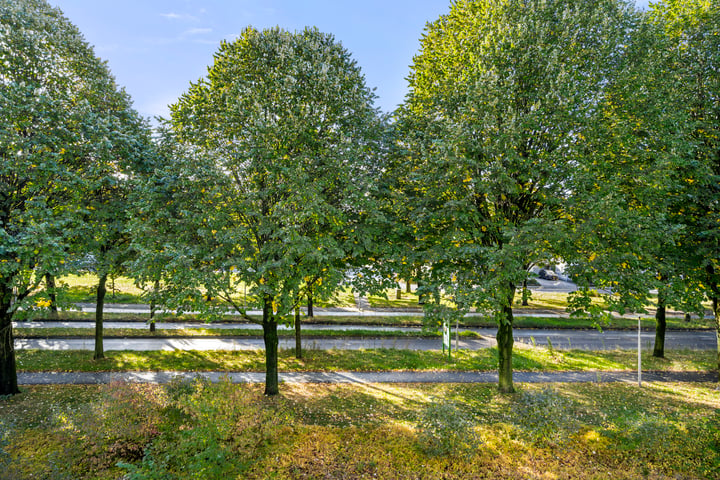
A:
<box><xmin>0</xmin><ymin>419</ymin><xmax>10</xmax><ymax>469</ymax></box>
<box><xmin>416</xmin><ymin>399</ymin><xmax>481</xmax><ymax>457</ymax></box>
<box><xmin>514</xmin><ymin>387</ymin><xmax>581</xmax><ymax>445</ymax></box>
<box><xmin>120</xmin><ymin>376</ymin><xmax>287</xmax><ymax>479</ymax></box>
<box><xmin>75</xmin><ymin>382</ymin><xmax>167</xmax><ymax>468</ymax></box>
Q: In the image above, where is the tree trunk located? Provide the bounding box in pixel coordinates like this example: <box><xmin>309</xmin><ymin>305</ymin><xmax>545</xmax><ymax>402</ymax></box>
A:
<box><xmin>653</xmin><ymin>287</ymin><xmax>667</xmax><ymax>358</ymax></box>
<box><xmin>149</xmin><ymin>278</ymin><xmax>159</xmax><ymax>333</ymax></box>
<box><xmin>45</xmin><ymin>273</ymin><xmax>59</xmax><ymax>320</ymax></box>
<box><xmin>417</xmin><ymin>272</ymin><xmax>425</xmax><ymax>305</ymax></box>
<box><xmin>496</xmin><ymin>289</ymin><xmax>516</xmax><ymax>393</ymax></box>
<box><xmin>713</xmin><ymin>296</ymin><xmax>719</xmax><ymax>383</ymax></box>
<box><xmin>406</xmin><ymin>277</ymin><xmax>412</xmax><ymax>293</ymax></box>
<box><xmin>295</xmin><ymin>304</ymin><xmax>302</xmax><ymax>359</ymax></box>
<box><xmin>263</xmin><ymin>296</ymin><xmax>279</xmax><ymax>395</ymax></box>
<box><xmin>307</xmin><ymin>287</ymin><xmax>314</xmax><ymax>319</ymax></box>
<box><xmin>0</xmin><ymin>287</ymin><xmax>19</xmax><ymax>395</ymax></box>
<box><xmin>521</xmin><ymin>278</ymin><xmax>529</xmax><ymax>306</ymax></box>
<box><xmin>94</xmin><ymin>273</ymin><xmax>107</xmax><ymax>360</ymax></box>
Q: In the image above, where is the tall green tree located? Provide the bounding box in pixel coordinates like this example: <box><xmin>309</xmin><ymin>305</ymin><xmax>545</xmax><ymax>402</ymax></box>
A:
<box><xmin>136</xmin><ymin>27</ymin><xmax>385</xmax><ymax>395</ymax></box>
<box><xmin>397</xmin><ymin>0</ymin><xmax>639</xmax><ymax>392</ymax></box>
<box><xmin>0</xmin><ymin>0</ymin><xmax>150</xmax><ymax>394</ymax></box>
<box><xmin>648</xmin><ymin>0</ymin><xmax>720</xmax><ymax>376</ymax></box>
<box><xmin>557</xmin><ymin>9</ymin><xmax>687</xmax><ymax>354</ymax></box>
<box><xmin>76</xmin><ymin>105</ymin><xmax>153</xmax><ymax>361</ymax></box>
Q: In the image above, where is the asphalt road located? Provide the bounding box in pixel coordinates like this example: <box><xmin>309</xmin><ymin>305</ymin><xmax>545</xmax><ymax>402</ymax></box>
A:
<box><xmin>14</xmin><ymin>328</ymin><xmax>715</xmax><ymax>351</ymax></box>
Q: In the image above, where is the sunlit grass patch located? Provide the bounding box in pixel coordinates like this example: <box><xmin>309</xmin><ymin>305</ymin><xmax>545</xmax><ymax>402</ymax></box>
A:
<box><xmin>3</xmin><ymin>381</ymin><xmax>717</xmax><ymax>479</ymax></box>
<box><xmin>15</xmin><ymin>347</ymin><xmax>716</xmax><ymax>374</ymax></box>
<box><xmin>57</xmin><ymin>273</ymin><xmax>147</xmax><ymax>304</ymax></box>
<box><xmin>367</xmin><ymin>288</ymin><xmax>423</xmax><ymax>308</ymax></box>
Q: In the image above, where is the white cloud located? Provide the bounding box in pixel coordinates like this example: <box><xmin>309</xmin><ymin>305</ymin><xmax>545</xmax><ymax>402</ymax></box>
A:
<box><xmin>160</xmin><ymin>12</ymin><xmax>198</xmax><ymax>22</ymax></box>
<box><xmin>184</xmin><ymin>27</ymin><xmax>212</xmax><ymax>36</ymax></box>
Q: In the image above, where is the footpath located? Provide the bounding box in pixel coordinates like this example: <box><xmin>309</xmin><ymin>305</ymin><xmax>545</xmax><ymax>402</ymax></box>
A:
<box><xmin>17</xmin><ymin>370</ymin><xmax>718</xmax><ymax>386</ymax></box>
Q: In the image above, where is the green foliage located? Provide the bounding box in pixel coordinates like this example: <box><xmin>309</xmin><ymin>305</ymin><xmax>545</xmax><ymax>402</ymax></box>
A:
<box><xmin>416</xmin><ymin>399</ymin><xmax>481</xmax><ymax>457</ymax></box>
<box><xmin>135</xmin><ymin>26</ymin><xmax>385</xmax><ymax>320</ymax></box>
<box><xmin>514</xmin><ymin>387</ymin><xmax>581</xmax><ymax>445</ymax></box>
<box><xmin>647</xmin><ymin>0</ymin><xmax>720</xmax><ymax>367</ymax></box>
<box><xmin>0</xmin><ymin>0</ymin><xmax>152</xmax><ymax>394</ymax></box>
<box><xmin>120</xmin><ymin>376</ymin><xmax>284</xmax><ymax>478</ymax></box>
<box><xmin>0</xmin><ymin>418</ymin><xmax>10</xmax><ymax>468</ymax></box>
<box><xmin>132</xmin><ymin>26</ymin><xmax>387</xmax><ymax>393</ymax></box>
<box><xmin>395</xmin><ymin>0</ymin><xmax>641</xmax><ymax>390</ymax></box>
<box><xmin>2</xmin><ymin>383</ymin><xmax>719</xmax><ymax>478</ymax></box>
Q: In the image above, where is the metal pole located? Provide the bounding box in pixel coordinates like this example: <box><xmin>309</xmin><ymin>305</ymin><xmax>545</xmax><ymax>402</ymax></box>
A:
<box><xmin>455</xmin><ymin>318</ymin><xmax>459</xmax><ymax>352</ymax></box>
<box><xmin>638</xmin><ymin>316</ymin><xmax>642</xmax><ymax>387</ymax></box>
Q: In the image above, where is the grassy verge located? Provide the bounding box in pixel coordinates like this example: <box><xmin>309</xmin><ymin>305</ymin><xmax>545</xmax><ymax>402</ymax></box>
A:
<box><xmin>56</xmin><ymin>274</ymin><xmax>148</xmax><ymax>303</ymax></box>
<box><xmin>15</xmin><ymin>346</ymin><xmax>715</xmax><ymax>373</ymax></box>
<box><xmin>19</xmin><ymin>310</ymin><xmax>716</xmax><ymax>330</ymax></box>
<box><xmin>51</xmin><ymin>274</ymin><xmax>358</xmax><ymax>308</ymax></box>
<box><xmin>368</xmin><ymin>289</ymin><xmax>592</xmax><ymax>310</ymax></box>
<box><xmin>1</xmin><ymin>381</ymin><xmax>718</xmax><ymax>479</ymax></box>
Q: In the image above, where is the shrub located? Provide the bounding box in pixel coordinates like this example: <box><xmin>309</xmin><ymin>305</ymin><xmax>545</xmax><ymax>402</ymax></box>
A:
<box><xmin>416</xmin><ymin>399</ymin><xmax>481</xmax><ymax>457</ymax></box>
<box><xmin>73</xmin><ymin>382</ymin><xmax>167</xmax><ymax>469</ymax></box>
<box><xmin>514</xmin><ymin>387</ymin><xmax>581</xmax><ymax>445</ymax></box>
<box><xmin>120</xmin><ymin>376</ymin><xmax>287</xmax><ymax>478</ymax></box>
<box><xmin>0</xmin><ymin>419</ymin><xmax>10</xmax><ymax>468</ymax></box>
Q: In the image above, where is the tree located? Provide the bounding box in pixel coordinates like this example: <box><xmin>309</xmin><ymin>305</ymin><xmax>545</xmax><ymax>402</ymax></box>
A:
<box><xmin>0</xmin><ymin>0</ymin><xmax>150</xmax><ymax>394</ymax></box>
<box><xmin>555</xmin><ymin>9</ymin><xmax>690</xmax><ymax>358</ymax></box>
<box><xmin>135</xmin><ymin>27</ymin><xmax>385</xmax><ymax>395</ymax></box>
<box><xmin>397</xmin><ymin>0</ymin><xmax>639</xmax><ymax>392</ymax></box>
<box><xmin>648</xmin><ymin>0</ymin><xmax>720</xmax><ymax>375</ymax></box>
<box><xmin>74</xmin><ymin>105</ymin><xmax>153</xmax><ymax>361</ymax></box>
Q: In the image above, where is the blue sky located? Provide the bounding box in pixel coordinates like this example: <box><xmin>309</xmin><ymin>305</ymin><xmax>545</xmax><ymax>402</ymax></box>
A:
<box><xmin>49</xmin><ymin>0</ymin><xmax>651</xmax><ymax>121</ymax></box>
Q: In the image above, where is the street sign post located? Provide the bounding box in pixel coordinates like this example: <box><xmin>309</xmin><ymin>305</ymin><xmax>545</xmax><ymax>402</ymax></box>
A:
<box><xmin>443</xmin><ymin>319</ymin><xmax>451</xmax><ymax>359</ymax></box>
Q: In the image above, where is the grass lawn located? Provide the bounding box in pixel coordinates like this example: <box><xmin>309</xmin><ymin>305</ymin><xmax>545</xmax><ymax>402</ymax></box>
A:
<box><xmin>14</xmin><ymin>346</ymin><xmax>716</xmax><ymax>373</ymax></box>
<box><xmin>52</xmin><ymin>273</ymin><xmax>357</xmax><ymax>308</ymax></box>
<box><xmin>367</xmin><ymin>288</ymin><xmax>596</xmax><ymax>310</ymax></box>
<box><xmin>17</xmin><ymin>309</ymin><xmax>716</xmax><ymax>331</ymax></box>
<box><xmin>1</xmin><ymin>380</ymin><xmax>718</xmax><ymax>479</ymax></box>
<box><xmin>57</xmin><ymin>273</ymin><xmax>148</xmax><ymax>303</ymax></box>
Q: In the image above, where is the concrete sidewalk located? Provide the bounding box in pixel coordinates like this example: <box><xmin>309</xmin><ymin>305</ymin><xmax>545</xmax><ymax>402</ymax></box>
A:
<box><xmin>18</xmin><ymin>370</ymin><xmax>718</xmax><ymax>386</ymax></box>
<box><xmin>14</xmin><ymin>328</ymin><xmax>717</xmax><ymax>351</ymax></box>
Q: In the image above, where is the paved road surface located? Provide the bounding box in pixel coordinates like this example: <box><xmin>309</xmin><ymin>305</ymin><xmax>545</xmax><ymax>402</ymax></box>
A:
<box><xmin>66</xmin><ymin>297</ymin><xmax>699</xmax><ymax>319</ymax></box>
<box><xmin>14</xmin><ymin>320</ymin><xmax>421</xmax><ymax>332</ymax></box>
<box><xmin>14</xmin><ymin>328</ymin><xmax>715</xmax><ymax>351</ymax></box>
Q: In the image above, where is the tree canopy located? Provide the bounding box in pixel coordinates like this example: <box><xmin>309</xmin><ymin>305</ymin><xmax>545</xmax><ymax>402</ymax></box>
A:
<box><xmin>395</xmin><ymin>0</ymin><xmax>641</xmax><ymax>391</ymax></box>
<box><xmin>135</xmin><ymin>26</ymin><xmax>386</xmax><ymax>395</ymax></box>
<box><xmin>0</xmin><ymin>0</ymin><xmax>152</xmax><ymax>394</ymax></box>
<box><xmin>647</xmin><ymin>0</ymin><xmax>720</xmax><ymax>373</ymax></box>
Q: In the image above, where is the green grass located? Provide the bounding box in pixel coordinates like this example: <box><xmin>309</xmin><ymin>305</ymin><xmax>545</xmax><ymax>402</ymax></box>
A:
<box><xmin>14</xmin><ymin>346</ymin><xmax>715</xmax><ymax>373</ymax></box>
<box><xmin>1</xmin><ymin>381</ymin><xmax>718</xmax><ymax>479</ymax></box>
<box><xmin>367</xmin><ymin>288</ymin><xmax>424</xmax><ymax>308</ymax></box>
<box><xmin>51</xmin><ymin>273</ymin><xmax>357</xmax><ymax>308</ymax></box>
<box><xmin>57</xmin><ymin>273</ymin><xmax>148</xmax><ymax>303</ymax></box>
<box><xmin>368</xmin><ymin>288</ymin><xmax>592</xmax><ymax>310</ymax></box>
<box><xmin>311</xmin><ymin>286</ymin><xmax>357</xmax><ymax>308</ymax></box>
<box><xmin>18</xmin><ymin>309</ymin><xmax>716</xmax><ymax>330</ymax></box>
